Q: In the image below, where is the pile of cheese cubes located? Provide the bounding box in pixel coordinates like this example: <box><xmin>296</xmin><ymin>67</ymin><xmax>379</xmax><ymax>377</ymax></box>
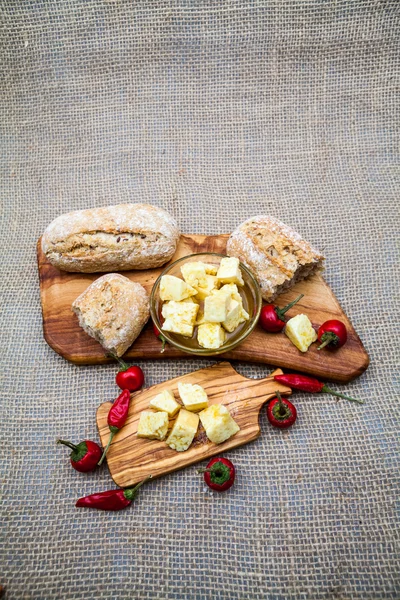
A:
<box><xmin>159</xmin><ymin>257</ymin><xmax>249</xmax><ymax>349</ymax></box>
<box><xmin>137</xmin><ymin>382</ymin><xmax>240</xmax><ymax>452</ymax></box>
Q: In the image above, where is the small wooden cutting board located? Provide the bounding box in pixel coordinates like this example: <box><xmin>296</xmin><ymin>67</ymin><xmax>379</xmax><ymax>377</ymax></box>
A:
<box><xmin>96</xmin><ymin>362</ymin><xmax>292</xmax><ymax>488</ymax></box>
<box><xmin>37</xmin><ymin>233</ymin><xmax>369</xmax><ymax>382</ymax></box>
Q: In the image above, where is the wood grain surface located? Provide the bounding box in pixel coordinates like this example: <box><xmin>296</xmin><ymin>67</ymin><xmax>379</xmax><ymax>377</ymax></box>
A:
<box><xmin>96</xmin><ymin>362</ymin><xmax>292</xmax><ymax>488</ymax></box>
<box><xmin>37</xmin><ymin>233</ymin><xmax>369</xmax><ymax>382</ymax></box>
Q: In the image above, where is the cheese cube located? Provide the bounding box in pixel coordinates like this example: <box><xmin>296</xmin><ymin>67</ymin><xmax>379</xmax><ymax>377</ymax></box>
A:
<box><xmin>159</xmin><ymin>275</ymin><xmax>197</xmax><ymax>302</ymax></box>
<box><xmin>204</xmin><ymin>294</ymin><xmax>230</xmax><ymax>323</ymax></box>
<box><xmin>222</xmin><ymin>299</ymin><xmax>242</xmax><ymax>332</ymax></box>
<box><xmin>216</xmin><ymin>257</ymin><xmax>244</xmax><ymax>286</ymax></box>
<box><xmin>285</xmin><ymin>313</ymin><xmax>317</xmax><ymax>352</ymax></box>
<box><xmin>195</xmin><ymin>310</ymin><xmax>206</xmax><ymax>326</ymax></box>
<box><xmin>180</xmin><ymin>262</ymin><xmax>208</xmax><ymax>288</ymax></box>
<box><xmin>178</xmin><ymin>382</ymin><xmax>208</xmax><ymax>412</ymax></box>
<box><xmin>199</xmin><ymin>404</ymin><xmax>240</xmax><ymax>444</ymax></box>
<box><xmin>181</xmin><ymin>297</ymin><xmax>199</xmax><ymax>304</ymax></box>
<box><xmin>137</xmin><ymin>410</ymin><xmax>169</xmax><ymax>441</ymax></box>
<box><xmin>161</xmin><ymin>301</ymin><xmax>199</xmax><ymax>337</ymax></box>
<box><xmin>203</xmin><ymin>263</ymin><xmax>218</xmax><ymax>275</ymax></box>
<box><xmin>197</xmin><ymin>323</ymin><xmax>226</xmax><ymax>349</ymax></box>
<box><xmin>149</xmin><ymin>389</ymin><xmax>180</xmax><ymax>417</ymax></box>
<box><xmin>194</xmin><ymin>275</ymin><xmax>219</xmax><ymax>300</ymax></box>
<box><xmin>165</xmin><ymin>409</ymin><xmax>199</xmax><ymax>451</ymax></box>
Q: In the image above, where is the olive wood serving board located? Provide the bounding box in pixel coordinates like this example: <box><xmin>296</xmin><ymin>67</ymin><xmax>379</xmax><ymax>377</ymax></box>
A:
<box><xmin>96</xmin><ymin>362</ymin><xmax>292</xmax><ymax>488</ymax></box>
<box><xmin>37</xmin><ymin>234</ymin><xmax>369</xmax><ymax>382</ymax></box>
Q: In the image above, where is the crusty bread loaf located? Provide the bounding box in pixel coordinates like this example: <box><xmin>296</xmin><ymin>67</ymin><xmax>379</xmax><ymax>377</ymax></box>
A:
<box><xmin>42</xmin><ymin>203</ymin><xmax>180</xmax><ymax>272</ymax></box>
<box><xmin>72</xmin><ymin>273</ymin><xmax>149</xmax><ymax>357</ymax></box>
<box><xmin>227</xmin><ymin>216</ymin><xmax>324</xmax><ymax>302</ymax></box>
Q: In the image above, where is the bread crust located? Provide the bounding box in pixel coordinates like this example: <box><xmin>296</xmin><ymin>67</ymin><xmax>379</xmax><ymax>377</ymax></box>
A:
<box><xmin>227</xmin><ymin>216</ymin><xmax>324</xmax><ymax>302</ymax></box>
<box><xmin>72</xmin><ymin>273</ymin><xmax>149</xmax><ymax>357</ymax></box>
<box><xmin>42</xmin><ymin>203</ymin><xmax>180</xmax><ymax>272</ymax></box>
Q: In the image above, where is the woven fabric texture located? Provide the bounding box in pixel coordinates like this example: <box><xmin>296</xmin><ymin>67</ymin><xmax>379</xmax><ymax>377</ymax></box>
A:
<box><xmin>1</xmin><ymin>1</ymin><xmax>399</xmax><ymax>599</ymax></box>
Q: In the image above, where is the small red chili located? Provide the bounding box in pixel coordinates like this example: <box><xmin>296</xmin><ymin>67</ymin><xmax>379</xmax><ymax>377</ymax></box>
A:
<box><xmin>317</xmin><ymin>320</ymin><xmax>347</xmax><ymax>350</ymax></box>
<box><xmin>198</xmin><ymin>457</ymin><xmax>235</xmax><ymax>492</ymax></box>
<box><xmin>274</xmin><ymin>373</ymin><xmax>363</xmax><ymax>404</ymax></box>
<box><xmin>98</xmin><ymin>389</ymin><xmax>132</xmax><ymax>465</ymax></box>
<box><xmin>267</xmin><ymin>391</ymin><xmax>297</xmax><ymax>429</ymax></box>
<box><xmin>57</xmin><ymin>439</ymin><xmax>102</xmax><ymax>473</ymax></box>
<box><xmin>153</xmin><ymin>322</ymin><xmax>167</xmax><ymax>353</ymax></box>
<box><xmin>113</xmin><ymin>357</ymin><xmax>144</xmax><ymax>392</ymax></box>
<box><xmin>76</xmin><ymin>475</ymin><xmax>152</xmax><ymax>511</ymax></box>
<box><xmin>259</xmin><ymin>294</ymin><xmax>304</xmax><ymax>333</ymax></box>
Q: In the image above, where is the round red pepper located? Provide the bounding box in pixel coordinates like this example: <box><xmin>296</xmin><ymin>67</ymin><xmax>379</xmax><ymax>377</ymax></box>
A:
<box><xmin>317</xmin><ymin>320</ymin><xmax>347</xmax><ymax>350</ymax></box>
<box><xmin>98</xmin><ymin>389</ymin><xmax>132</xmax><ymax>466</ymax></box>
<box><xmin>198</xmin><ymin>457</ymin><xmax>235</xmax><ymax>492</ymax></box>
<box><xmin>153</xmin><ymin>322</ymin><xmax>167</xmax><ymax>353</ymax></box>
<box><xmin>57</xmin><ymin>439</ymin><xmax>102</xmax><ymax>473</ymax></box>
<box><xmin>114</xmin><ymin>357</ymin><xmax>144</xmax><ymax>392</ymax></box>
<box><xmin>267</xmin><ymin>391</ymin><xmax>297</xmax><ymax>429</ymax></box>
<box><xmin>76</xmin><ymin>475</ymin><xmax>152</xmax><ymax>511</ymax></box>
<box><xmin>259</xmin><ymin>294</ymin><xmax>304</xmax><ymax>333</ymax></box>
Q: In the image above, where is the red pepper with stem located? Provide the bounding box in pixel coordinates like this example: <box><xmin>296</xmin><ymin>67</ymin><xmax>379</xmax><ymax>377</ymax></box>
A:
<box><xmin>259</xmin><ymin>294</ymin><xmax>304</xmax><ymax>333</ymax></box>
<box><xmin>76</xmin><ymin>475</ymin><xmax>152</xmax><ymax>511</ymax></box>
<box><xmin>98</xmin><ymin>389</ymin><xmax>131</xmax><ymax>465</ymax></box>
<box><xmin>267</xmin><ymin>391</ymin><xmax>297</xmax><ymax>429</ymax></box>
<box><xmin>57</xmin><ymin>439</ymin><xmax>102</xmax><ymax>473</ymax></box>
<box><xmin>153</xmin><ymin>323</ymin><xmax>167</xmax><ymax>353</ymax></box>
<box><xmin>274</xmin><ymin>373</ymin><xmax>363</xmax><ymax>404</ymax></box>
<box><xmin>198</xmin><ymin>458</ymin><xmax>235</xmax><ymax>492</ymax></box>
<box><xmin>317</xmin><ymin>320</ymin><xmax>347</xmax><ymax>350</ymax></box>
<box><xmin>112</xmin><ymin>356</ymin><xmax>144</xmax><ymax>392</ymax></box>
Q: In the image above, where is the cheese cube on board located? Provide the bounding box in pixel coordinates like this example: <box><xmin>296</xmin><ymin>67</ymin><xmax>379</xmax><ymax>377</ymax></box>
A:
<box><xmin>197</xmin><ymin>323</ymin><xmax>226</xmax><ymax>349</ymax></box>
<box><xmin>159</xmin><ymin>275</ymin><xmax>197</xmax><ymax>302</ymax></box>
<box><xmin>180</xmin><ymin>262</ymin><xmax>208</xmax><ymax>288</ymax></box>
<box><xmin>199</xmin><ymin>404</ymin><xmax>240</xmax><ymax>444</ymax></box>
<box><xmin>161</xmin><ymin>301</ymin><xmax>199</xmax><ymax>336</ymax></box>
<box><xmin>178</xmin><ymin>382</ymin><xmax>208</xmax><ymax>412</ymax></box>
<box><xmin>204</xmin><ymin>294</ymin><xmax>230</xmax><ymax>323</ymax></box>
<box><xmin>216</xmin><ymin>257</ymin><xmax>244</xmax><ymax>286</ymax></box>
<box><xmin>284</xmin><ymin>313</ymin><xmax>317</xmax><ymax>352</ymax></box>
<box><xmin>137</xmin><ymin>410</ymin><xmax>169</xmax><ymax>441</ymax></box>
<box><xmin>194</xmin><ymin>275</ymin><xmax>219</xmax><ymax>300</ymax></box>
<box><xmin>149</xmin><ymin>389</ymin><xmax>180</xmax><ymax>417</ymax></box>
<box><xmin>165</xmin><ymin>409</ymin><xmax>199</xmax><ymax>451</ymax></box>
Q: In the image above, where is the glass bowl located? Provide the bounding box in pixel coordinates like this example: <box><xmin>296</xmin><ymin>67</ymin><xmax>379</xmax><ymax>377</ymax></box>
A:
<box><xmin>150</xmin><ymin>252</ymin><xmax>262</xmax><ymax>356</ymax></box>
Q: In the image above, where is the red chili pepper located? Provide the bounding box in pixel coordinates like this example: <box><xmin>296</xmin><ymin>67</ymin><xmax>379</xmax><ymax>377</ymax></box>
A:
<box><xmin>57</xmin><ymin>439</ymin><xmax>102</xmax><ymax>473</ymax></box>
<box><xmin>317</xmin><ymin>320</ymin><xmax>347</xmax><ymax>350</ymax></box>
<box><xmin>76</xmin><ymin>475</ymin><xmax>152</xmax><ymax>511</ymax></box>
<box><xmin>259</xmin><ymin>294</ymin><xmax>304</xmax><ymax>333</ymax></box>
<box><xmin>114</xmin><ymin>357</ymin><xmax>144</xmax><ymax>392</ymax></box>
<box><xmin>98</xmin><ymin>389</ymin><xmax>131</xmax><ymax>465</ymax></box>
<box><xmin>274</xmin><ymin>373</ymin><xmax>363</xmax><ymax>404</ymax></box>
<box><xmin>198</xmin><ymin>457</ymin><xmax>235</xmax><ymax>492</ymax></box>
<box><xmin>267</xmin><ymin>391</ymin><xmax>297</xmax><ymax>429</ymax></box>
<box><xmin>153</xmin><ymin>322</ymin><xmax>167</xmax><ymax>353</ymax></box>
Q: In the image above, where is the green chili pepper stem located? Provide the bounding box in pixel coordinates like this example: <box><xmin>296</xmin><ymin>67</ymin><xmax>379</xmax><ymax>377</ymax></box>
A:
<box><xmin>159</xmin><ymin>334</ymin><xmax>167</xmax><ymax>353</ymax></box>
<box><xmin>321</xmin><ymin>385</ymin><xmax>364</xmax><ymax>404</ymax></box>
<box><xmin>317</xmin><ymin>332</ymin><xmax>339</xmax><ymax>350</ymax></box>
<box><xmin>124</xmin><ymin>475</ymin><xmax>153</xmax><ymax>500</ymax></box>
<box><xmin>97</xmin><ymin>431</ymin><xmax>116</xmax><ymax>466</ymax></box>
<box><xmin>57</xmin><ymin>439</ymin><xmax>77</xmax><ymax>452</ymax></box>
<box><xmin>276</xmin><ymin>294</ymin><xmax>304</xmax><ymax>319</ymax></box>
<box><xmin>107</xmin><ymin>353</ymin><xmax>129</xmax><ymax>371</ymax></box>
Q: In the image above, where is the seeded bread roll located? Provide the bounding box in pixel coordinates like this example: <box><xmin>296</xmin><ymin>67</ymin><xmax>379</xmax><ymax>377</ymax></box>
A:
<box><xmin>227</xmin><ymin>216</ymin><xmax>324</xmax><ymax>302</ymax></box>
<box><xmin>42</xmin><ymin>203</ymin><xmax>180</xmax><ymax>272</ymax></box>
<box><xmin>72</xmin><ymin>273</ymin><xmax>149</xmax><ymax>357</ymax></box>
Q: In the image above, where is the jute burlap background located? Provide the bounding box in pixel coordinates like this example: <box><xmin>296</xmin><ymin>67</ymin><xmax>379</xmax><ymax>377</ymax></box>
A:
<box><xmin>1</xmin><ymin>1</ymin><xmax>399</xmax><ymax>599</ymax></box>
